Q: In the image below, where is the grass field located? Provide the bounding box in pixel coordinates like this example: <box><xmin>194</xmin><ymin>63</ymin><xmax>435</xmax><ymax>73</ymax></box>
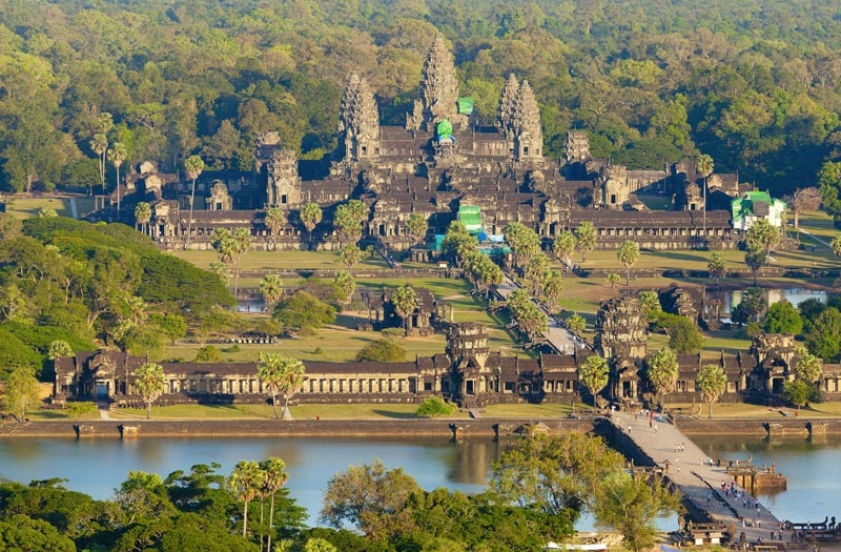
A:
<box><xmin>4</xmin><ymin>196</ymin><xmax>96</xmax><ymax>219</ymax></box>
<box><xmin>172</xmin><ymin>249</ymin><xmax>394</xmax><ymax>272</ymax></box>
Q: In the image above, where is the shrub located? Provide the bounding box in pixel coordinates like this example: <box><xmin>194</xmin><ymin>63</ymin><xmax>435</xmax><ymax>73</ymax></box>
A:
<box><xmin>355</xmin><ymin>338</ymin><xmax>406</xmax><ymax>362</ymax></box>
<box><xmin>195</xmin><ymin>345</ymin><xmax>224</xmax><ymax>363</ymax></box>
<box><xmin>273</xmin><ymin>291</ymin><xmax>337</xmax><ymax>330</ymax></box>
<box><xmin>415</xmin><ymin>397</ymin><xmax>457</xmax><ymax>418</ymax></box>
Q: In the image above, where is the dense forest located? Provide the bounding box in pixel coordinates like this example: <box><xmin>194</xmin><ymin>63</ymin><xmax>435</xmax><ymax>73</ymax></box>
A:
<box><xmin>3</xmin><ymin>0</ymin><xmax>841</xmax><ymax>196</ymax></box>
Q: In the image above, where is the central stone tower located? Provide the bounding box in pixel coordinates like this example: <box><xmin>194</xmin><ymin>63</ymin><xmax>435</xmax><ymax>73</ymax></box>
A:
<box><xmin>407</xmin><ymin>36</ymin><xmax>467</xmax><ymax>132</ymax></box>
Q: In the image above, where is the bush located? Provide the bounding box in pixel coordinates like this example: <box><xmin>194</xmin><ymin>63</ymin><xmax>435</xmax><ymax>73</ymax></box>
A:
<box><xmin>195</xmin><ymin>345</ymin><xmax>224</xmax><ymax>363</ymax></box>
<box><xmin>273</xmin><ymin>291</ymin><xmax>337</xmax><ymax>330</ymax></box>
<box><xmin>415</xmin><ymin>397</ymin><xmax>457</xmax><ymax>418</ymax></box>
<box><xmin>66</xmin><ymin>401</ymin><xmax>98</xmax><ymax>419</ymax></box>
<box><xmin>355</xmin><ymin>338</ymin><xmax>406</xmax><ymax>362</ymax></box>
<box><xmin>381</xmin><ymin>328</ymin><xmax>404</xmax><ymax>338</ymax></box>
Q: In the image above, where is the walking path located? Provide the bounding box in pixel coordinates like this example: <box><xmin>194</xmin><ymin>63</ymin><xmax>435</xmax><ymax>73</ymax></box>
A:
<box><xmin>609</xmin><ymin>412</ymin><xmax>788</xmax><ymax>547</ymax></box>
<box><xmin>69</xmin><ymin>197</ymin><xmax>78</xmax><ymax>219</ymax></box>
<box><xmin>496</xmin><ymin>275</ymin><xmax>579</xmax><ymax>354</ymax></box>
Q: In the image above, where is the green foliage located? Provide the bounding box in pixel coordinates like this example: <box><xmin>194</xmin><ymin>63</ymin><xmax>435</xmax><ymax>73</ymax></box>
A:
<box><xmin>696</xmin><ymin>364</ymin><xmax>727</xmax><ymax>419</ymax></box>
<box><xmin>1</xmin><ymin>366</ymin><xmax>41</xmax><ymax>419</ymax></box>
<box><xmin>414</xmin><ymin>397</ymin><xmax>456</xmax><ymax>417</ymax></box>
<box><xmin>66</xmin><ymin>401</ymin><xmax>98</xmax><ymax>419</ymax></box>
<box><xmin>133</xmin><ymin>362</ymin><xmax>166</xmax><ymax>419</ymax></box>
<box><xmin>274</xmin><ymin>291</ymin><xmax>337</xmax><ymax>330</ymax></box>
<box><xmin>804</xmin><ymin>307</ymin><xmax>841</xmax><ymax>361</ymax></box>
<box><xmin>617</xmin><ymin>240</ymin><xmax>640</xmax><ymax>285</ymax></box>
<box><xmin>490</xmin><ymin>432</ymin><xmax>624</xmax><ymax>520</ymax></box>
<box><xmin>762</xmin><ymin>300</ymin><xmax>803</xmax><ymax>335</ymax></box>
<box><xmin>355</xmin><ymin>338</ymin><xmax>407</xmax><ymax>362</ymax></box>
<box><xmin>646</xmin><ymin>347</ymin><xmax>679</xmax><ymax>407</ymax></box>
<box><xmin>783</xmin><ymin>379</ymin><xmax>814</xmax><ymax>409</ymax></box>
<box><xmin>195</xmin><ymin>345</ymin><xmax>224</xmax><ymax>363</ymax></box>
<box><xmin>578</xmin><ymin>354</ymin><xmax>610</xmax><ymax>406</ymax></box>
<box><xmin>257</xmin><ymin>352</ymin><xmax>306</xmax><ymax>419</ymax></box>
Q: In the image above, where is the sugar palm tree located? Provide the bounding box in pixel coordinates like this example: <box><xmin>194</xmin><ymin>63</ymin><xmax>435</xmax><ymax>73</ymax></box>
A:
<box><xmin>132</xmin><ymin>362</ymin><xmax>166</xmax><ymax>420</ymax></box>
<box><xmin>264</xmin><ymin>207</ymin><xmax>287</xmax><ymax>250</ymax></box>
<box><xmin>391</xmin><ymin>285</ymin><xmax>418</xmax><ymax>331</ymax></box>
<box><xmin>230</xmin><ymin>460</ymin><xmax>265</xmax><ymax>539</ymax></box>
<box><xmin>696</xmin><ymin>364</ymin><xmax>726</xmax><ymax>419</ymax></box>
<box><xmin>109</xmin><ymin>141</ymin><xmax>128</xmax><ymax>213</ymax></box>
<box><xmin>90</xmin><ymin>133</ymin><xmax>108</xmax><ymax>197</ymax></box>
<box><xmin>697</xmin><ymin>154</ymin><xmax>714</xmax><ymax>241</ymax></box>
<box><xmin>183</xmin><ymin>155</ymin><xmax>204</xmax><ymax>248</ymax></box>
<box><xmin>134</xmin><ymin>202</ymin><xmax>152</xmax><ymax>235</ymax></box>
<box><xmin>259</xmin><ymin>275</ymin><xmax>284</xmax><ymax>310</ymax></box>
<box><xmin>300</xmin><ymin>203</ymin><xmax>322</xmax><ymax>250</ymax></box>
<box><xmin>260</xmin><ymin>457</ymin><xmax>289</xmax><ymax>552</ymax></box>
<box><xmin>231</xmin><ymin>227</ymin><xmax>251</xmax><ymax>297</ymax></box>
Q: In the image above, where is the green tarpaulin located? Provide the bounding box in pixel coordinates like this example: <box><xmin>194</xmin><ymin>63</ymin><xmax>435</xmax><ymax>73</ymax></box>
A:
<box><xmin>457</xmin><ymin>97</ymin><xmax>474</xmax><ymax>115</ymax></box>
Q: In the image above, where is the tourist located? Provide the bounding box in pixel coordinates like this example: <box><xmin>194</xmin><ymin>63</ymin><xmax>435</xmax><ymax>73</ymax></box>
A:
<box><xmin>627</xmin><ymin>426</ymin><xmax>632</xmax><ymax>434</ymax></box>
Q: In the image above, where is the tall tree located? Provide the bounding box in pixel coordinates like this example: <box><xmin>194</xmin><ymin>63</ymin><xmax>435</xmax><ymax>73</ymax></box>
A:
<box><xmin>696</xmin><ymin>363</ymin><xmax>727</xmax><ymax>419</ymax></box>
<box><xmin>1</xmin><ymin>366</ymin><xmax>40</xmax><ymax>421</ymax></box>
<box><xmin>617</xmin><ymin>240</ymin><xmax>640</xmax><ymax>285</ymax></box>
<box><xmin>578</xmin><ymin>354</ymin><xmax>610</xmax><ymax>407</ymax></box>
<box><xmin>134</xmin><ymin>202</ymin><xmax>152</xmax><ymax>235</ymax></box>
<box><xmin>406</xmin><ymin>213</ymin><xmax>428</xmax><ymax>245</ymax></box>
<box><xmin>542</xmin><ymin>270</ymin><xmax>565</xmax><ymax>312</ymax></box>
<box><xmin>575</xmin><ymin>221</ymin><xmax>597</xmax><ymax>263</ymax></box>
<box><xmin>553</xmin><ymin>230</ymin><xmax>576</xmax><ymax>267</ymax></box>
<box><xmin>831</xmin><ymin>233</ymin><xmax>841</xmax><ymax>259</ymax></box>
<box><xmin>788</xmin><ymin>187</ymin><xmax>821</xmax><ymax>230</ymax></box>
<box><xmin>646</xmin><ymin>348</ymin><xmax>679</xmax><ymax>409</ymax></box>
<box><xmin>260</xmin><ymin>457</ymin><xmax>289</xmax><ymax>552</ymax></box>
<box><xmin>793</xmin><ymin>346</ymin><xmax>822</xmax><ymax>383</ymax></box>
<box><xmin>264</xmin><ymin>207</ymin><xmax>287</xmax><ymax>251</ymax></box>
<box><xmin>339</xmin><ymin>243</ymin><xmax>363</xmax><ymax>273</ymax></box>
<box><xmin>696</xmin><ymin>154</ymin><xmax>714</xmax><ymax>239</ymax></box>
<box><xmin>744</xmin><ymin>245</ymin><xmax>767</xmax><ymax>286</ymax></box>
<box><xmin>259</xmin><ymin>275</ymin><xmax>284</xmax><ymax>308</ymax></box>
<box><xmin>108</xmin><ymin>141</ymin><xmax>128</xmax><ymax>213</ymax></box>
<box><xmin>744</xmin><ymin>218</ymin><xmax>780</xmax><ymax>254</ymax></box>
<box><xmin>566</xmin><ymin>313</ymin><xmax>586</xmax><ymax>338</ymax></box>
<box><xmin>230</xmin><ymin>460</ymin><xmax>265</xmax><ymax>539</ymax></box>
<box><xmin>257</xmin><ymin>352</ymin><xmax>300</xmax><ymax>420</ymax></box>
<box><xmin>132</xmin><ymin>362</ymin><xmax>166</xmax><ymax>420</ymax></box>
<box><xmin>391</xmin><ymin>285</ymin><xmax>418</xmax><ymax>331</ymax></box>
<box><xmin>320</xmin><ymin>459</ymin><xmax>420</xmax><ymax>539</ymax></box>
<box><xmin>707</xmin><ymin>251</ymin><xmax>725</xmax><ymax>286</ymax></box>
<box><xmin>524</xmin><ymin>253</ymin><xmax>550</xmax><ymax>297</ymax></box>
<box><xmin>231</xmin><ymin>227</ymin><xmax>251</xmax><ymax>297</ymax></box>
<box><xmin>504</xmin><ymin>222</ymin><xmax>541</xmax><ymax>268</ymax></box>
<box><xmin>90</xmin><ymin>133</ymin><xmax>108</xmax><ymax>196</ymax></box>
<box><xmin>183</xmin><ymin>155</ymin><xmax>205</xmax><ymax>249</ymax></box>
<box><xmin>300</xmin><ymin>203</ymin><xmax>323</xmax><ymax>250</ymax></box>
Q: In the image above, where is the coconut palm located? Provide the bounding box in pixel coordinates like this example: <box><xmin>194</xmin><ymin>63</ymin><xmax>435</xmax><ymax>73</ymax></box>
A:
<box><xmin>132</xmin><ymin>362</ymin><xmax>166</xmax><ymax>420</ymax></box>
<box><xmin>230</xmin><ymin>460</ymin><xmax>265</xmax><ymax>538</ymax></box>
<box><xmin>260</xmin><ymin>457</ymin><xmax>289</xmax><ymax>552</ymax></box>
<box><xmin>264</xmin><ymin>207</ymin><xmax>287</xmax><ymax>250</ymax></box>
<box><xmin>135</xmin><ymin>202</ymin><xmax>151</xmax><ymax>235</ymax></box>
<box><xmin>109</xmin><ymin>141</ymin><xmax>128</xmax><ymax>213</ymax></box>
<box><xmin>183</xmin><ymin>155</ymin><xmax>204</xmax><ymax>248</ymax></box>
<box><xmin>259</xmin><ymin>275</ymin><xmax>284</xmax><ymax>309</ymax></box>
<box><xmin>231</xmin><ymin>227</ymin><xmax>251</xmax><ymax>297</ymax></box>
<box><xmin>90</xmin><ymin>133</ymin><xmax>108</xmax><ymax>197</ymax></box>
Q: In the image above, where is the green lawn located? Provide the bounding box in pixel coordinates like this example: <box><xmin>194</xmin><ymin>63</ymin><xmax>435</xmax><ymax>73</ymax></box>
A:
<box><xmin>172</xmin><ymin>249</ymin><xmax>394</xmax><ymax>272</ymax></box>
<box><xmin>4</xmin><ymin>195</ymin><xmax>97</xmax><ymax>220</ymax></box>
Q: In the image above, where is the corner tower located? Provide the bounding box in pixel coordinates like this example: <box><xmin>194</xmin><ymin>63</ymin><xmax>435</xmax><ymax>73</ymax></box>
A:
<box><xmin>338</xmin><ymin>73</ymin><xmax>380</xmax><ymax>162</ymax></box>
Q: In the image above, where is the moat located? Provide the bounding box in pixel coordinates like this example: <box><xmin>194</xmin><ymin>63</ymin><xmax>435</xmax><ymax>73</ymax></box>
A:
<box><xmin>1</xmin><ymin>434</ymin><xmax>838</xmax><ymax>527</ymax></box>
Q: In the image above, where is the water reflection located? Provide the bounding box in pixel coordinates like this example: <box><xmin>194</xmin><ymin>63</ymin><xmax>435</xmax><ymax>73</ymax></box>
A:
<box><xmin>709</xmin><ymin>288</ymin><xmax>827</xmax><ymax>316</ymax></box>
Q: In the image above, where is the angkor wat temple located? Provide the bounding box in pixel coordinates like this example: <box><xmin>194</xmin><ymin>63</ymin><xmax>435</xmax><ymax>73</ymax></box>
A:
<box><xmin>55</xmin><ymin>294</ymin><xmax>841</xmax><ymax>410</ymax></box>
<box><xmin>116</xmin><ymin>36</ymin><xmax>755</xmax><ymax>252</ymax></box>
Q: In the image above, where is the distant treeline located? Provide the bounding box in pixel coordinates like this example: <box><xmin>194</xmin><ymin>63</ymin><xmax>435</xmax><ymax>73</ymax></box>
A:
<box><xmin>2</xmin><ymin>0</ymin><xmax>841</xmax><ymax>195</ymax></box>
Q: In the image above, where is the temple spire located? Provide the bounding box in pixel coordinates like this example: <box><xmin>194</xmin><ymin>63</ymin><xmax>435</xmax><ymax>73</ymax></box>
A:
<box><xmin>338</xmin><ymin>73</ymin><xmax>380</xmax><ymax>162</ymax></box>
<box><xmin>407</xmin><ymin>35</ymin><xmax>465</xmax><ymax>131</ymax></box>
<box><xmin>497</xmin><ymin>73</ymin><xmax>519</xmax><ymax>135</ymax></box>
<box><xmin>512</xmin><ymin>80</ymin><xmax>543</xmax><ymax>161</ymax></box>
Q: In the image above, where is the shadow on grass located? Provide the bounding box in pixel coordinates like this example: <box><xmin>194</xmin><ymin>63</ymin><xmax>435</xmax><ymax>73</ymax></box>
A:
<box><xmin>373</xmin><ymin>409</ymin><xmax>419</xmax><ymax>419</ymax></box>
<box><xmin>37</xmin><ymin>411</ymin><xmax>70</xmax><ymax>420</ymax></box>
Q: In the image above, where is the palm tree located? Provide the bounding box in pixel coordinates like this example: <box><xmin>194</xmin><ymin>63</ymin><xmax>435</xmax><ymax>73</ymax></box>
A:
<box><xmin>231</xmin><ymin>227</ymin><xmax>251</xmax><ymax>297</ymax></box>
<box><xmin>90</xmin><ymin>133</ymin><xmax>108</xmax><ymax>197</ymax></box>
<box><xmin>578</xmin><ymin>354</ymin><xmax>610</xmax><ymax>407</ymax></box>
<box><xmin>696</xmin><ymin>364</ymin><xmax>727</xmax><ymax>419</ymax></box>
<box><xmin>390</xmin><ymin>285</ymin><xmax>418</xmax><ymax>332</ymax></box>
<box><xmin>264</xmin><ymin>207</ymin><xmax>287</xmax><ymax>250</ymax></box>
<box><xmin>696</xmin><ymin>154</ymin><xmax>714</xmax><ymax>242</ymax></box>
<box><xmin>617</xmin><ymin>240</ymin><xmax>640</xmax><ymax>286</ymax></box>
<box><xmin>647</xmin><ymin>348</ymin><xmax>679</xmax><ymax>410</ymax></box>
<box><xmin>260</xmin><ymin>457</ymin><xmax>289</xmax><ymax>552</ymax></box>
<box><xmin>273</xmin><ymin>356</ymin><xmax>305</xmax><ymax>420</ymax></box>
<box><xmin>257</xmin><ymin>352</ymin><xmax>289</xmax><ymax>419</ymax></box>
<box><xmin>109</xmin><ymin>142</ymin><xmax>128</xmax><ymax>213</ymax></box>
<box><xmin>339</xmin><ymin>243</ymin><xmax>363</xmax><ymax>273</ymax></box>
<box><xmin>183</xmin><ymin>155</ymin><xmax>205</xmax><ymax>249</ymax></box>
<box><xmin>132</xmin><ymin>362</ymin><xmax>166</xmax><ymax>420</ymax></box>
<box><xmin>134</xmin><ymin>202</ymin><xmax>152</xmax><ymax>235</ymax></box>
<box><xmin>259</xmin><ymin>275</ymin><xmax>284</xmax><ymax>309</ymax></box>
<box><xmin>299</xmin><ymin>203</ymin><xmax>322</xmax><ymax>250</ymax></box>
<box><xmin>230</xmin><ymin>460</ymin><xmax>265</xmax><ymax>539</ymax></box>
